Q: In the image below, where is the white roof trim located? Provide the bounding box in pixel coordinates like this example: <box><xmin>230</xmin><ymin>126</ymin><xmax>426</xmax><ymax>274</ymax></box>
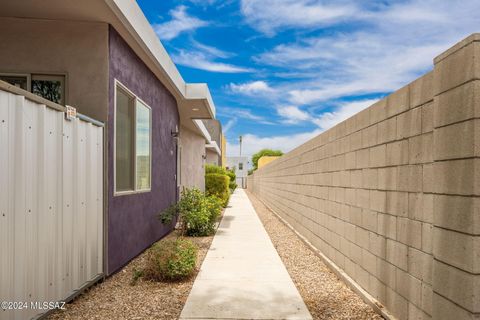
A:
<box><xmin>106</xmin><ymin>0</ymin><xmax>215</xmax><ymax>117</ymax></box>
<box><xmin>193</xmin><ymin>119</ymin><xmax>212</xmax><ymax>142</ymax></box>
<box><xmin>206</xmin><ymin>141</ymin><xmax>221</xmax><ymax>156</ymax></box>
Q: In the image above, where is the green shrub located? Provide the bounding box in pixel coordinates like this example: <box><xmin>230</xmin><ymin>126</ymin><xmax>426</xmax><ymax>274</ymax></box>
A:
<box><xmin>159</xmin><ymin>188</ymin><xmax>221</xmax><ymax>236</ymax></box>
<box><xmin>205</xmin><ymin>164</ymin><xmax>227</xmax><ymax>175</ymax></box>
<box><xmin>226</xmin><ymin>170</ymin><xmax>237</xmax><ymax>191</ymax></box>
<box><xmin>205</xmin><ymin>173</ymin><xmax>230</xmax><ymax>207</ymax></box>
<box><xmin>144</xmin><ymin>238</ymin><xmax>197</xmax><ymax>281</ymax></box>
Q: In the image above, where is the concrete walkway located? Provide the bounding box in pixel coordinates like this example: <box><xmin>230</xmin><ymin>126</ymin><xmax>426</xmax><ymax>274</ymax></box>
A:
<box><xmin>180</xmin><ymin>189</ymin><xmax>312</xmax><ymax>320</ymax></box>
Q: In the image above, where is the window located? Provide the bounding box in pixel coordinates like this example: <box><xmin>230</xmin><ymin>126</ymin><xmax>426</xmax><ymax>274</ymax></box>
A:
<box><xmin>239</xmin><ymin>163</ymin><xmax>243</xmax><ymax>170</ymax></box>
<box><xmin>31</xmin><ymin>74</ymin><xmax>65</xmax><ymax>104</ymax></box>
<box><xmin>115</xmin><ymin>82</ymin><xmax>151</xmax><ymax>194</ymax></box>
<box><xmin>0</xmin><ymin>73</ymin><xmax>65</xmax><ymax>104</ymax></box>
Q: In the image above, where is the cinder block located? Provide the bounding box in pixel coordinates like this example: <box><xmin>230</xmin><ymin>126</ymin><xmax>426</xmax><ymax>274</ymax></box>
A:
<box><xmin>355</xmin><ymin>226</ymin><xmax>370</xmax><ymax>249</ymax></box>
<box><xmin>433</xmin><ymin>227</ymin><xmax>480</xmax><ymax>274</ymax></box>
<box><xmin>369</xmin><ymin>274</ymin><xmax>387</xmax><ymax>303</ymax></box>
<box><xmin>422</xmin><ymin>283</ymin><xmax>433</xmax><ymax>316</ymax></box>
<box><xmin>408</xmin><ymin>302</ymin><xmax>432</xmax><ymax>320</ymax></box>
<box><xmin>363</xmin><ymin>168</ymin><xmax>378</xmax><ymax>189</ymax></box>
<box><xmin>433</xmin><ymin>195</ymin><xmax>480</xmax><ymax>235</ymax></box>
<box><xmin>370</xmin><ymin>190</ymin><xmax>387</xmax><ymax>212</ymax></box>
<box><xmin>369</xmin><ymin>144</ymin><xmax>387</xmax><ymax>168</ymax></box>
<box><xmin>350</xmin><ymin>169</ymin><xmax>363</xmax><ymax>188</ymax></box>
<box><xmin>377</xmin><ymin>257</ymin><xmax>397</xmax><ymax>289</ymax></box>
<box><xmin>434</xmin><ymin>40</ymin><xmax>480</xmax><ymax>95</ymax></box>
<box><xmin>369</xmin><ymin>231</ymin><xmax>387</xmax><ymax>259</ymax></box>
<box><xmin>423</xmin><ymin>194</ymin><xmax>434</xmax><ymax>224</ymax></box>
<box><xmin>356</xmin><ymin>108</ymin><xmax>370</xmax><ymax>131</ymax></box>
<box><xmin>362</xmin><ymin>248</ymin><xmax>377</xmax><ymax>275</ymax></box>
<box><xmin>362</xmin><ymin>125</ymin><xmax>378</xmax><ymax>149</ymax></box>
<box><xmin>409</xmin><ymin>133</ymin><xmax>433</xmax><ymax>164</ymax></box>
<box><xmin>408</xmin><ymin>247</ymin><xmax>433</xmax><ymax>285</ymax></box>
<box><xmin>361</xmin><ymin>209</ymin><xmax>378</xmax><ymax>232</ymax></box>
<box><xmin>386</xmin><ymin>239</ymin><xmax>408</xmax><ymax>271</ymax></box>
<box><xmin>350</xmin><ymin>131</ymin><xmax>363</xmax><ymax>151</ymax></box>
<box><xmin>369</xmin><ymin>99</ymin><xmax>387</xmax><ymax>125</ymax></box>
<box><xmin>423</xmin><ymin>164</ymin><xmax>434</xmax><ymax>193</ymax></box>
<box><xmin>434</xmin><ymin>80</ymin><xmax>480</xmax><ymax>128</ymax></box>
<box><xmin>378</xmin><ymin>117</ymin><xmax>397</xmax><ymax>144</ymax></box>
<box><xmin>397</xmin><ymin>217</ymin><xmax>422</xmax><ymax>249</ymax></box>
<box><xmin>409</xmin><ymin>193</ymin><xmax>424</xmax><ymax>221</ymax></box>
<box><xmin>349</xmin><ymin>241</ymin><xmax>363</xmax><ymax>264</ymax></box>
<box><xmin>344</xmin><ymin>257</ymin><xmax>356</xmax><ymax>278</ymax></box>
<box><xmin>387</xmin><ymin>85</ymin><xmax>410</xmax><ymax>118</ymax></box>
<box><xmin>378</xmin><ymin>213</ymin><xmax>397</xmax><ymax>239</ymax></box>
<box><xmin>432</xmin><ymin>292</ymin><xmax>478</xmax><ymax>320</ymax></box>
<box><xmin>356</xmin><ymin>148</ymin><xmax>370</xmax><ymax>169</ymax></box>
<box><xmin>378</xmin><ymin>167</ymin><xmax>398</xmax><ymax>191</ymax></box>
<box><xmin>356</xmin><ymin>189</ymin><xmax>370</xmax><ymax>209</ymax></box>
<box><xmin>396</xmin><ymin>268</ymin><xmax>423</xmax><ymax>303</ymax></box>
<box><xmin>433</xmin><ymin>159</ymin><xmax>480</xmax><ymax>196</ymax></box>
<box><xmin>433</xmin><ymin>260</ymin><xmax>480</xmax><ymax>313</ymax></box>
<box><xmin>397</xmin><ymin>107</ymin><xmax>422</xmax><ymax>140</ymax></box>
<box><xmin>434</xmin><ymin>119</ymin><xmax>480</xmax><ymax>160</ymax></box>
<box><xmin>410</xmin><ymin>71</ymin><xmax>434</xmax><ymax>108</ymax></box>
<box><xmin>422</xmin><ymin>223</ymin><xmax>433</xmax><ymax>254</ymax></box>
<box><xmin>386</xmin><ymin>140</ymin><xmax>409</xmax><ymax>166</ymax></box>
<box><xmin>345</xmin><ymin>151</ymin><xmax>356</xmax><ymax>169</ymax></box>
<box><xmin>421</xmin><ymin>102</ymin><xmax>434</xmax><ymax>133</ymax></box>
<box><xmin>386</xmin><ymin>286</ymin><xmax>409</xmax><ymax>320</ymax></box>
<box><xmin>355</xmin><ymin>264</ymin><xmax>370</xmax><ymax>291</ymax></box>
<box><xmin>397</xmin><ymin>165</ymin><xmax>423</xmax><ymax>192</ymax></box>
<box><xmin>385</xmin><ymin>191</ymin><xmax>408</xmax><ymax>217</ymax></box>
<box><xmin>345</xmin><ymin>188</ymin><xmax>356</xmax><ymax>206</ymax></box>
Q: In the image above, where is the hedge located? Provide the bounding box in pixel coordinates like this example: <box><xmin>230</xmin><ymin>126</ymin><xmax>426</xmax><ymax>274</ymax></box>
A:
<box><xmin>205</xmin><ymin>173</ymin><xmax>230</xmax><ymax>207</ymax></box>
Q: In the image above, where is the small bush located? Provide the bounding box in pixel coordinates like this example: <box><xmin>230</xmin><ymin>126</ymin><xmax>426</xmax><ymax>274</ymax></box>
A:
<box><xmin>205</xmin><ymin>173</ymin><xmax>230</xmax><ymax>207</ymax></box>
<box><xmin>144</xmin><ymin>238</ymin><xmax>197</xmax><ymax>281</ymax></box>
<box><xmin>226</xmin><ymin>170</ymin><xmax>237</xmax><ymax>191</ymax></box>
<box><xmin>159</xmin><ymin>188</ymin><xmax>221</xmax><ymax>236</ymax></box>
<box><xmin>205</xmin><ymin>164</ymin><xmax>227</xmax><ymax>175</ymax></box>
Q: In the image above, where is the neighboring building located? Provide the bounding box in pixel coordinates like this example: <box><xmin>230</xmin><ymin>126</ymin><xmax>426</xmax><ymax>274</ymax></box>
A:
<box><xmin>258</xmin><ymin>156</ymin><xmax>281</xmax><ymax>169</ymax></box>
<box><xmin>0</xmin><ymin>0</ymin><xmax>217</xmax><ymax>276</ymax></box>
<box><xmin>226</xmin><ymin>156</ymin><xmax>249</xmax><ymax>188</ymax></box>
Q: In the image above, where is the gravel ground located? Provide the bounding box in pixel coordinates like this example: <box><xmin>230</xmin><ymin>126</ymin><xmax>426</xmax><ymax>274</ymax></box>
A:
<box><xmin>47</xmin><ymin>230</ymin><xmax>214</xmax><ymax>320</ymax></box>
<box><xmin>246</xmin><ymin>190</ymin><xmax>383</xmax><ymax>320</ymax></box>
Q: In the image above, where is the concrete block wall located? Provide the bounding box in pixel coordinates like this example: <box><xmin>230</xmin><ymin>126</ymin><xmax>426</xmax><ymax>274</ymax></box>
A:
<box><xmin>248</xmin><ymin>34</ymin><xmax>480</xmax><ymax>320</ymax></box>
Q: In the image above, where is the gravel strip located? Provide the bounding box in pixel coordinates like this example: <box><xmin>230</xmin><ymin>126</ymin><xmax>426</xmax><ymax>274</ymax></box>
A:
<box><xmin>47</xmin><ymin>231</ymin><xmax>214</xmax><ymax>320</ymax></box>
<box><xmin>246</xmin><ymin>190</ymin><xmax>383</xmax><ymax>320</ymax></box>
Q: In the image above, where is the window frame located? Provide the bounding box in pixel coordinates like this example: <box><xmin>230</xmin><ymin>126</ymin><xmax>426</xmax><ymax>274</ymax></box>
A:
<box><xmin>31</xmin><ymin>74</ymin><xmax>66</xmax><ymax>105</ymax></box>
<box><xmin>0</xmin><ymin>73</ymin><xmax>31</xmax><ymax>91</ymax></box>
<box><xmin>114</xmin><ymin>79</ymin><xmax>152</xmax><ymax>196</ymax></box>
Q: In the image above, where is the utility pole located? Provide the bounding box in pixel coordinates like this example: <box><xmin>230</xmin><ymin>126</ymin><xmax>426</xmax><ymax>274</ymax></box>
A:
<box><xmin>239</xmin><ymin>135</ymin><xmax>242</xmax><ymax>157</ymax></box>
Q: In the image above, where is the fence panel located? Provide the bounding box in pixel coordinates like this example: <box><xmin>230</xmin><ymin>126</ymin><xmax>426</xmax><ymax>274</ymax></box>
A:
<box><xmin>0</xmin><ymin>89</ymin><xmax>104</xmax><ymax>320</ymax></box>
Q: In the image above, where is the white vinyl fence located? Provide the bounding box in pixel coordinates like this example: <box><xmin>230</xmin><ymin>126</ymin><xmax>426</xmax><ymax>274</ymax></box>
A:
<box><xmin>0</xmin><ymin>86</ymin><xmax>104</xmax><ymax>320</ymax></box>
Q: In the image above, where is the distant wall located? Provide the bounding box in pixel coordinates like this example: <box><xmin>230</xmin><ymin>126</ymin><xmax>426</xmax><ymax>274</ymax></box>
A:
<box><xmin>206</xmin><ymin>149</ymin><xmax>219</xmax><ymax>166</ymax></box>
<box><xmin>180</xmin><ymin>125</ymin><xmax>206</xmax><ymax>191</ymax></box>
<box><xmin>258</xmin><ymin>156</ymin><xmax>281</xmax><ymax>169</ymax></box>
<box><xmin>248</xmin><ymin>34</ymin><xmax>480</xmax><ymax>320</ymax></box>
<box><xmin>0</xmin><ymin>18</ymin><xmax>109</xmax><ymax>121</ymax></box>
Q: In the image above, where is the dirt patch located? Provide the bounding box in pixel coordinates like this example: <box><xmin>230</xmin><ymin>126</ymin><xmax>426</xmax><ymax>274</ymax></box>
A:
<box><xmin>246</xmin><ymin>190</ymin><xmax>383</xmax><ymax>320</ymax></box>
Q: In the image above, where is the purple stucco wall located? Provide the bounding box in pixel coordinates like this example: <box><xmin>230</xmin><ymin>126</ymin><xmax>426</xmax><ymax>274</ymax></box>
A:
<box><xmin>107</xmin><ymin>26</ymin><xmax>179</xmax><ymax>274</ymax></box>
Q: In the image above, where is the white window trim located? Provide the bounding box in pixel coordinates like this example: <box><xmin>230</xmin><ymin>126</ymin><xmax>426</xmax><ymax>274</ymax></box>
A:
<box><xmin>114</xmin><ymin>79</ymin><xmax>152</xmax><ymax>196</ymax></box>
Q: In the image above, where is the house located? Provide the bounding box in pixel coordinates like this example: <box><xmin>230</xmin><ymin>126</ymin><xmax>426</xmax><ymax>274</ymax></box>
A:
<box><xmin>203</xmin><ymin>119</ymin><xmax>223</xmax><ymax>166</ymax></box>
<box><xmin>0</xmin><ymin>0</ymin><xmax>218</xmax><ymax>277</ymax></box>
<box><xmin>226</xmin><ymin>156</ymin><xmax>249</xmax><ymax>188</ymax></box>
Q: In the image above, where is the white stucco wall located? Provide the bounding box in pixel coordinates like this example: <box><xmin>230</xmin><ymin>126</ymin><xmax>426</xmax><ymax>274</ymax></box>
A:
<box><xmin>179</xmin><ymin>125</ymin><xmax>206</xmax><ymax>191</ymax></box>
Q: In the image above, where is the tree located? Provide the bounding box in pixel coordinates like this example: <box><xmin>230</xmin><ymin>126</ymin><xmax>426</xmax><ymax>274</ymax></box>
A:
<box><xmin>251</xmin><ymin>149</ymin><xmax>283</xmax><ymax>170</ymax></box>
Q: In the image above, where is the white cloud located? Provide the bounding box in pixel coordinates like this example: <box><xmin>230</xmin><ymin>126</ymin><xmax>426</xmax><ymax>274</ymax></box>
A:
<box><xmin>277</xmin><ymin>105</ymin><xmax>310</xmax><ymax>124</ymax></box>
<box><xmin>229</xmin><ymin>81</ymin><xmax>274</xmax><ymax>94</ymax></box>
<box><xmin>153</xmin><ymin>6</ymin><xmax>207</xmax><ymax>40</ymax></box>
<box><xmin>172</xmin><ymin>50</ymin><xmax>252</xmax><ymax>73</ymax></box>
<box><xmin>219</xmin><ymin>107</ymin><xmax>275</xmax><ymax>125</ymax></box>
<box><xmin>227</xmin><ymin>129</ymin><xmax>323</xmax><ymax>158</ymax></box>
<box><xmin>223</xmin><ymin>118</ymin><xmax>237</xmax><ymax>134</ymax></box>
<box><xmin>312</xmin><ymin>99</ymin><xmax>378</xmax><ymax>130</ymax></box>
<box><xmin>241</xmin><ymin>0</ymin><xmax>356</xmax><ymax>36</ymax></box>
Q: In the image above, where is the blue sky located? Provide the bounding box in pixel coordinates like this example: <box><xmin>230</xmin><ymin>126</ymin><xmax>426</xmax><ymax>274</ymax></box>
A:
<box><xmin>137</xmin><ymin>0</ymin><xmax>480</xmax><ymax>157</ymax></box>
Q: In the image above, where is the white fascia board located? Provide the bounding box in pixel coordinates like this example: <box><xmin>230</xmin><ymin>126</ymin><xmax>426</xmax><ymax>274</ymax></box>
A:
<box><xmin>106</xmin><ymin>0</ymin><xmax>215</xmax><ymax>118</ymax></box>
<box><xmin>206</xmin><ymin>141</ymin><xmax>221</xmax><ymax>156</ymax></box>
<box><xmin>193</xmin><ymin>119</ymin><xmax>212</xmax><ymax>142</ymax></box>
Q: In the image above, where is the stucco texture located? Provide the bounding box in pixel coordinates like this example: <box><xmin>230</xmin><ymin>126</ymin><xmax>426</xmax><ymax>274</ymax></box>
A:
<box><xmin>180</xmin><ymin>125</ymin><xmax>206</xmax><ymax>191</ymax></box>
<box><xmin>108</xmin><ymin>26</ymin><xmax>179</xmax><ymax>274</ymax></box>
<box><xmin>0</xmin><ymin>18</ymin><xmax>109</xmax><ymax>121</ymax></box>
